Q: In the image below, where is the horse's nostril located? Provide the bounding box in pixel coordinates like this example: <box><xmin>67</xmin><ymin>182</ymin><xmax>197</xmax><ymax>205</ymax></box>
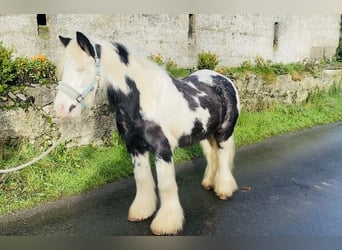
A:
<box><xmin>69</xmin><ymin>104</ymin><xmax>76</xmax><ymax>113</ymax></box>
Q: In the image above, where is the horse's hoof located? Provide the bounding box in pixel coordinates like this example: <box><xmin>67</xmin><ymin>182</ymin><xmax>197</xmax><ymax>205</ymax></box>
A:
<box><xmin>151</xmin><ymin>229</ymin><xmax>181</xmax><ymax>236</ymax></box>
<box><xmin>217</xmin><ymin>194</ymin><xmax>232</xmax><ymax>200</ymax></box>
<box><xmin>151</xmin><ymin>222</ymin><xmax>183</xmax><ymax>236</ymax></box>
<box><xmin>201</xmin><ymin>179</ymin><xmax>214</xmax><ymax>191</ymax></box>
<box><xmin>150</xmin><ymin>206</ymin><xmax>184</xmax><ymax>236</ymax></box>
<box><xmin>128</xmin><ymin>211</ymin><xmax>154</xmax><ymax>222</ymax></box>
<box><xmin>201</xmin><ymin>183</ymin><xmax>213</xmax><ymax>190</ymax></box>
<box><xmin>127</xmin><ymin>216</ymin><xmax>146</xmax><ymax>222</ymax></box>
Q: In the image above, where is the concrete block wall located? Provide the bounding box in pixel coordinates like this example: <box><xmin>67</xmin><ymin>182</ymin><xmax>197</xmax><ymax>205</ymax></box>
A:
<box><xmin>0</xmin><ymin>14</ymin><xmax>340</xmax><ymax>67</ymax></box>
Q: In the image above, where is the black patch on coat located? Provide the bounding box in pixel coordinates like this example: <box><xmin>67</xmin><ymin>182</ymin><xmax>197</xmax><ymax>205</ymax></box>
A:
<box><xmin>113</xmin><ymin>43</ymin><xmax>129</xmax><ymax>65</ymax></box>
<box><xmin>174</xmin><ymin>73</ymin><xmax>240</xmax><ymax>147</ymax></box>
<box><xmin>107</xmin><ymin>76</ymin><xmax>172</xmax><ymax>162</ymax></box>
<box><xmin>172</xmin><ymin>78</ymin><xmax>200</xmax><ymax>110</ymax></box>
<box><xmin>183</xmin><ymin>75</ymin><xmax>201</xmax><ymax>85</ymax></box>
<box><xmin>178</xmin><ymin>119</ymin><xmax>207</xmax><ymax>147</ymax></box>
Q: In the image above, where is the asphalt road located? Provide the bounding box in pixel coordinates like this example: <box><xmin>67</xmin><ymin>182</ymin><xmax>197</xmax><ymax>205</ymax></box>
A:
<box><xmin>1</xmin><ymin>122</ymin><xmax>342</xmax><ymax>236</ymax></box>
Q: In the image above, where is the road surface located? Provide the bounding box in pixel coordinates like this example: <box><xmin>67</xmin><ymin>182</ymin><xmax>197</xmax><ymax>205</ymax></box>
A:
<box><xmin>1</xmin><ymin>122</ymin><xmax>342</xmax><ymax>236</ymax></box>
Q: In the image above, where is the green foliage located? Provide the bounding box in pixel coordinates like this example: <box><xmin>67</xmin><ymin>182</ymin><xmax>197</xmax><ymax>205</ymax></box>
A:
<box><xmin>14</xmin><ymin>55</ymin><xmax>57</xmax><ymax>86</ymax></box>
<box><xmin>148</xmin><ymin>53</ymin><xmax>164</xmax><ymax>66</ymax></box>
<box><xmin>0</xmin><ymin>41</ymin><xmax>57</xmax><ymax>90</ymax></box>
<box><xmin>197</xmin><ymin>51</ymin><xmax>220</xmax><ymax>70</ymax></box>
<box><xmin>0</xmin><ymin>42</ymin><xmax>16</xmax><ymax>88</ymax></box>
<box><xmin>148</xmin><ymin>53</ymin><xmax>192</xmax><ymax>78</ymax></box>
<box><xmin>0</xmin><ymin>83</ymin><xmax>8</xmax><ymax>94</ymax></box>
<box><xmin>0</xmin><ymin>41</ymin><xmax>57</xmax><ymax>110</ymax></box>
<box><xmin>165</xmin><ymin>60</ymin><xmax>178</xmax><ymax>72</ymax></box>
<box><xmin>235</xmin><ymin>83</ymin><xmax>342</xmax><ymax>145</ymax></box>
<box><xmin>217</xmin><ymin>56</ymin><xmax>321</xmax><ymax>84</ymax></box>
<box><xmin>165</xmin><ymin>60</ymin><xmax>193</xmax><ymax>77</ymax></box>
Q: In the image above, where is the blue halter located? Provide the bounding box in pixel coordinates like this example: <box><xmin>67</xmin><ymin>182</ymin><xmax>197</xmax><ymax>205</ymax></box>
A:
<box><xmin>57</xmin><ymin>50</ymin><xmax>101</xmax><ymax>111</ymax></box>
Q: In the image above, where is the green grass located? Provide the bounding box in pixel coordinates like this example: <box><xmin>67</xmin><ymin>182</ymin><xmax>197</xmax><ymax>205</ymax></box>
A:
<box><xmin>1</xmin><ymin>80</ymin><xmax>342</xmax><ymax>216</ymax></box>
<box><xmin>236</xmin><ymin>84</ymin><xmax>342</xmax><ymax>144</ymax></box>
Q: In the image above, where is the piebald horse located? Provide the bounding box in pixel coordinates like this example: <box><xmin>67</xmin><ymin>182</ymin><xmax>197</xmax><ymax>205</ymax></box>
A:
<box><xmin>54</xmin><ymin>31</ymin><xmax>240</xmax><ymax>235</ymax></box>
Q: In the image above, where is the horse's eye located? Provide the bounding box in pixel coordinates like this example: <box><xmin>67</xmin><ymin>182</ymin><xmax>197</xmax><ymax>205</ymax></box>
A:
<box><xmin>69</xmin><ymin>104</ymin><xmax>76</xmax><ymax>112</ymax></box>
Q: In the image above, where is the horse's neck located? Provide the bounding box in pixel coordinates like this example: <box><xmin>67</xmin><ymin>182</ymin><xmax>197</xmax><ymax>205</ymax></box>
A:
<box><xmin>103</xmin><ymin>48</ymin><xmax>169</xmax><ymax>95</ymax></box>
<box><xmin>130</xmin><ymin>57</ymin><xmax>172</xmax><ymax>113</ymax></box>
<box><xmin>101</xmin><ymin>47</ymin><xmax>171</xmax><ymax>113</ymax></box>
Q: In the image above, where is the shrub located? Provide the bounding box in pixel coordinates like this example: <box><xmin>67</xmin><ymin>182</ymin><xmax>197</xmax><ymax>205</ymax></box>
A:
<box><xmin>14</xmin><ymin>54</ymin><xmax>57</xmax><ymax>86</ymax></box>
<box><xmin>165</xmin><ymin>60</ymin><xmax>178</xmax><ymax>72</ymax></box>
<box><xmin>147</xmin><ymin>54</ymin><xmax>191</xmax><ymax>78</ymax></box>
<box><xmin>197</xmin><ymin>51</ymin><xmax>220</xmax><ymax>70</ymax></box>
<box><xmin>0</xmin><ymin>41</ymin><xmax>16</xmax><ymax>86</ymax></box>
<box><xmin>241</xmin><ymin>60</ymin><xmax>253</xmax><ymax>70</ymax></box>
<box><xmin>166</xmin><ymin>60</ymin><xmax>192</xmax><ymax>78</ymax></box>
<box><xmin>0</xmin><ymin>40</ymin><xmax>57</xmax><ymax>89</ymax></box>
<box><xmin>254</xmin><ymin>55</ymin><xmax>271</xmax><ymax>69</ymax></box>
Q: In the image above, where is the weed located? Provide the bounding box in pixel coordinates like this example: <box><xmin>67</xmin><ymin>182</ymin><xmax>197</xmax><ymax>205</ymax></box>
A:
<box><xmin>197</xmin><ymin>51</ymin><xmax>220</xmax><ymax>70</ymax></box>
<box><xmin>165</xmin><ymin>59</ymin><xmax>191</xmax><ymax>77</ymax></box>
<box><xmin>148</xmin><ymin>53</ymin><xmax>192</xmax><ymax>78</ymax></box>
<box><xmin>290</xmin><ymin>71</ymin><xmax>305</xmax><ymax>81</ymax></box>
<box><xmin>148</xmin><ymin>53</ymin><xmax>164</xmax><ymax>66</ymax></box>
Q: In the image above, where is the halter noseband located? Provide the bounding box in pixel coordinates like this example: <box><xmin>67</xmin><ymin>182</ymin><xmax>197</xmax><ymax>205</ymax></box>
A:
<box><xmin>57</xmin><ymin>46</ymin><xmax>101</xmax><ymax>111</ymax></box>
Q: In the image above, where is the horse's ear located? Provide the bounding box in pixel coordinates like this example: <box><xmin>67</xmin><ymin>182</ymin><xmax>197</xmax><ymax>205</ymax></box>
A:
<box><xmin>59</xmin><ymin>35</ymin><xmax>71</xmax><ymax>47</ymax></box>
<box><xmin>76</xmin><ymin>31</ymin><xmax>95</xmax><ymax>58</ymax></box>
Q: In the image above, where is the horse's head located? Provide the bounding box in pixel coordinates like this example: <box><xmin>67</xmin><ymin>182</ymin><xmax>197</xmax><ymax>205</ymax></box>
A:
<box><xmin>54</xmin><ymin>31</ymin><xmax>100</xmax><ymax>117</ymax></box>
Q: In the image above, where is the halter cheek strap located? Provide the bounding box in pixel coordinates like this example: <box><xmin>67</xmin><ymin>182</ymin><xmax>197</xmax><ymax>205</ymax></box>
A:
<box><xmin>57</xmin><ymin>50</ymin><xmax>101</xmax><ymax>111</ymax></box>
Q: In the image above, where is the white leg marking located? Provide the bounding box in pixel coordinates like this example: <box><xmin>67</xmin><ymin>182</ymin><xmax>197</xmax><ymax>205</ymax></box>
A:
<box><xmin>128</xmin><ymin>153</ymin><xmax>157</xmax><ymax>221</ymax></box>
<box><xmin>200</xmin><ymin>137</ymin><xmax>218</xmax><ymax>190</ymax></box>
<box><xmin>214</xmin><ymin>135</ymin><xmax>238</xmax><ymax>200</ymax></box>
<box><xmin>150</xmin><ymin>159</ymin><xmax>184</xmax><ymax>235</ymax></box>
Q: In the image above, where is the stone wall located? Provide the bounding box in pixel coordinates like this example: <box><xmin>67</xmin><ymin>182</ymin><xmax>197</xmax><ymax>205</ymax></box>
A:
<box><xmin>1</xmin><ymin>70</ymin><xmax>341</xmax><ymax>148</ymax></box>
<box><xmin>0</xmin><ymin>14</ymin><xmax>340</xmax><ymax>67</ymax></box>
<box><xmin>235</xmin><ymin>69</ymin><xmax>342</xmax><ymax>110</ymax></box>
<box><xmin>0</xmin><ymin>84</ymin><xmax>116</xmax><ymax>148</ymax></box>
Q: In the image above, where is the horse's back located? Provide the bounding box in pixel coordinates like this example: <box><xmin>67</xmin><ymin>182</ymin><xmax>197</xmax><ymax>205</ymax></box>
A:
<box><xmin>183</xmin><ymin>69</ymin><xmax>239</xmax><ymax>109</ymax></box>
<box><xmin>186</xmin><ymin>69</ymin><xmax>233</xmax><ymax>85</ymax></box>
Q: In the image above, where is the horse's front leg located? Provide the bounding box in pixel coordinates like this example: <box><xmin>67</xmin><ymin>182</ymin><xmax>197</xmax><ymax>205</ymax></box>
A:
<box><xmin>128</xmin><ymin>152</ymin><xmax>157</xmax><ymax>221</ymax></box>
<box><xmin>150</xmin><ymin>158</ymin><xmax>184</xmax><ymax>235</ymax></box>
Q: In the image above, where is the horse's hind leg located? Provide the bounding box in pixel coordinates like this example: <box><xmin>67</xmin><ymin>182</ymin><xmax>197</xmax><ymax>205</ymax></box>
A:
<box><xmin>214</xmin><ymin>134</ymin><xmax>238</xmax><ymax>200</ymax></box>
<box><xmin>128</xmin><ymin>152</ymin><xmax>157</xmax><ymax>221</ymax></box>
<box><xmin>200</xmin><ymin>136</ymin><xmax>219</xmax><ymax>190</ymax></box>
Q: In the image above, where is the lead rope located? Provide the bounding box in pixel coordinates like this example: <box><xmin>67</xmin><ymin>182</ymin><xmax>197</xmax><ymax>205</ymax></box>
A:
<box><xmin>0</xmin><ymin>127</ymin><xmax>72</xmax><ymax>174</ymax></box>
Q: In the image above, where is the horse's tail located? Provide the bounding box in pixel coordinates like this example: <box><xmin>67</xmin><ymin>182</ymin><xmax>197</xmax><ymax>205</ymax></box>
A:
<box><xmin>213</xmin><ymin>75</ymin><xmax>240</xmax><ymax>143</ymax></box>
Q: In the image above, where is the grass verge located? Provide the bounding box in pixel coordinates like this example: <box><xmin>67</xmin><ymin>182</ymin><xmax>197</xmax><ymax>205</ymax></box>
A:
<box><xmin>1</xmin><ymin>83</ymin><xmax>342</xmax><ymax>216</ymax></box>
